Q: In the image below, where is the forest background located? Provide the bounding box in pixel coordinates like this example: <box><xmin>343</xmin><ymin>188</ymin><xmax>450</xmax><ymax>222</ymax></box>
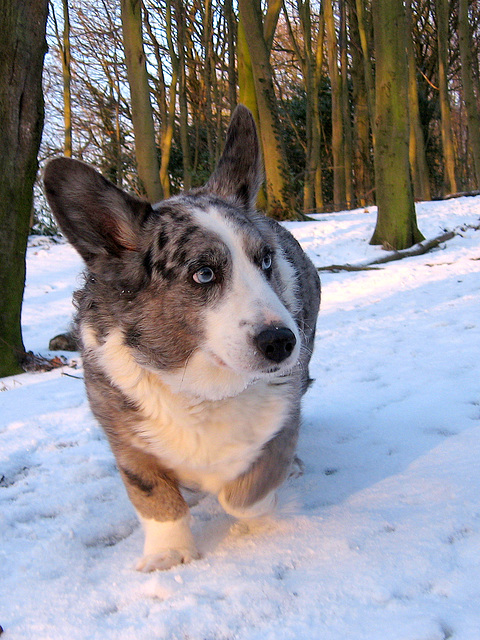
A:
<box><xmin>1</xmin><ymin>0</ymin><xmax>480</xmax><ymax>377</ymax></box>
<box><xmin>39</xmin><ymin>0</ymin><xmax>480</xmax><ymax>220</ymax></box>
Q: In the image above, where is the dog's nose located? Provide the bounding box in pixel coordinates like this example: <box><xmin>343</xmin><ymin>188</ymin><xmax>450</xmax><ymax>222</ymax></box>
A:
<box><xmin>254</xmin><ymin>326</ymin><xmax>297</xmax><ymax>364</ymax></box>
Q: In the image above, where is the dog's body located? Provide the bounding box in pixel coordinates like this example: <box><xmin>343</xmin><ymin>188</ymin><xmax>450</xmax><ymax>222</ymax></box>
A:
<box><xmin>44</xmin><ymin>106</ymin><xmax>320</xmax><ymax>571</ymax></box>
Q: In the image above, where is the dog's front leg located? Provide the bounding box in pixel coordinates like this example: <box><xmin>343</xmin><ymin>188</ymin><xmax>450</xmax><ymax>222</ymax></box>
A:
<box><xmin>218</xmin><ymin>414</ymin><xmax>299</xmax><ymax>519</ymax></box>
<box><xmin>117</xmin><ymin>450</ymin><xmax>200</xmax><ymax>572</ymax></box>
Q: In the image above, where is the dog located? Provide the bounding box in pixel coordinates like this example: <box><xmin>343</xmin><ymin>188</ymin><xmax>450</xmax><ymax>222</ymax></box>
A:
<box><xmin>44</xmin><ymin>105</ymin><xmax>321</xmax><ymax>571</ymax></box>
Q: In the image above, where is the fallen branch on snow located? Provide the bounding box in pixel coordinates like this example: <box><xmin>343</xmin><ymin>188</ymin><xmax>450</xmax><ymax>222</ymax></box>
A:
<box><xmin>318</xmin><ymin>230</ymin><xmax>456</xmax><ymax>272</ymax></box>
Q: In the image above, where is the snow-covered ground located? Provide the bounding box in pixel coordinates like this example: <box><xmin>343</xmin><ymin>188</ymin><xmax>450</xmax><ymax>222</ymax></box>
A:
<box><xmin>1</xmin><ymin>198</ymin><xmax>480</xmax><ymax>639</ymax></box>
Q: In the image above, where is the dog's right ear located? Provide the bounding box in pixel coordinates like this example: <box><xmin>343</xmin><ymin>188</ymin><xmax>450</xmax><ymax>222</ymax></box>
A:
<box><xmin>44</xmin><ymin>158</ymin><xmax>153</xmax><ymax>264</ymax></box>
<box><xmin>205</xmin><ymin>105</ymin><xmax>263</xmax><ymax>210</ymax></box>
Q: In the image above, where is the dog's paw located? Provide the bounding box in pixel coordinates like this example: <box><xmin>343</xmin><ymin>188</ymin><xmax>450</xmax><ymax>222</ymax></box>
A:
<box><xmin>219</xmin><ymin>489</ymin><xmax>278</xmax><ymax>519</ymax></box>
<box><xmin>136</xmin><ymin>547</ymin><xmax>201</xmax><ymax>572</ymax></box>
<box><xmin>137</xmin><ymin>513</ymin><xmax>199</xmax><ymax>572</ymax></box>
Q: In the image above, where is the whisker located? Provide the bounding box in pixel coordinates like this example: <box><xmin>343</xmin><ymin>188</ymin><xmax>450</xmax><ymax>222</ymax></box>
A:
<box><xmin>179</xmin><ymin>347</ymin><xmax>199</xmax><ymax>392</ymax></box>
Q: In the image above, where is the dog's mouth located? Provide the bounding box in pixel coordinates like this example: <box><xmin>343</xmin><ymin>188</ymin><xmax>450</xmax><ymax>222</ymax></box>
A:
<box><xmin>205</xmin><ymin>348</ymin><xmax>287</xmax><ymax>378</ymax></box>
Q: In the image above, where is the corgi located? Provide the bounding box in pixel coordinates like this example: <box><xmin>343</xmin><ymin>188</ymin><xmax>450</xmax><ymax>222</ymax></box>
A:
<box><xmin>44</xmin><ymin>105</ymin><xmax>320</xmax><ymax>571</ymax></box>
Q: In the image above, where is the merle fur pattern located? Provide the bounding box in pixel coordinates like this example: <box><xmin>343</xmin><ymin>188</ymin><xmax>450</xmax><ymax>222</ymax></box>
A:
<box><xmin>44</xmin><ymin>105</ymin><xmax>320</xmax><ymax>571</ymax></box>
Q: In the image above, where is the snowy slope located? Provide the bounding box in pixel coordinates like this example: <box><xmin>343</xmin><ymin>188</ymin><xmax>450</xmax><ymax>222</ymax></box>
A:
<box><xmin>1</xmin><ymin>198</ymin><xmax>480</xmax><ymax>639</ymax></box>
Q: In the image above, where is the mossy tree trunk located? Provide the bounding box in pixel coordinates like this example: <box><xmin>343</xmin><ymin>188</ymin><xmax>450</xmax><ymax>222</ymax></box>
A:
<box><xmin>0</xmin><ymin>0</ymin><xmax>48</xmax><ymax>376</ymax></box>
<box><xmin>238</xmin><ymin>0</ymin><xmax>294</xmax><ymax>218</ymax></box>
<box><xmin>370</xmin><ymin>0</ymin><xmax>424</xmax><ymax>249</ymax></box>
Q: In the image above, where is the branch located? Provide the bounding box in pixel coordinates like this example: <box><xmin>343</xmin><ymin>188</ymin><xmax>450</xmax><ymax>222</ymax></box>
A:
<box><xmin>318</xmin><ymin>230</ymin><xmax>456</xmax><ymax>272</ymax></box>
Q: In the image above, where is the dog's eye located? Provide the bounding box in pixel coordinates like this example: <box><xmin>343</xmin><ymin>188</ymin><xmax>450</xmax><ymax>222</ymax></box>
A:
<box><xmin>193</xmin><ymin>266</ymin><xmax>216</xmax><ymax>284</ymax></box>
<box><xmin>261</xmin><ymin>253</ymin><xmax>273</xmax><ymax>271</ymax></box>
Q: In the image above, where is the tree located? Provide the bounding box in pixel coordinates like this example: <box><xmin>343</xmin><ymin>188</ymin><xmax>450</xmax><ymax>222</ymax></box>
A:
<box><xmin>0</xmin><ymin>0</ymin><xmax>49</xmax><ymax>376</ymax></box>
<box><xmin>324</xmin><ymin>0</ymin><xmax>347</xmax><ymax>211</ymax></box>
<box><xmin>436</xmin><ymin>0</ymin><xmax>457</xmax><ymax>194</ymax></box>
<box><xmin>458</xmin><ymin>0</ymin><xmax>480</xmax><ymax>188</ymax></box>
<box><xmin>282</xmin><ymin>0</ymin><xmax>325</xmax><ymax>212</ymax></box>
<box><xmin>370</xmin><ymin>0</ymin><xmax>424</xmax><ymax>249</ymax></box>
<box><xmin>120</xmin><ymin>0</ymin><xmax>162</xmax><ymax>201</ymax></box>
<box><xmin>50</xmin><ymin>0</ymin><xmax>72</xmax><ymax>157</ymax></box>
<box><xmin>143</xmin><ymin>0</ymin><xmax>178</xmax><ymax>197</ymax></box>
<box><xmin>406</xmin><ymin>0</ymin><xmax>430</xmax><ymax>201</ymax></box>
<box><xmin>238</xmin><ymin>0</ymin><xmax>295</xmax><ymax>218</ymax></box>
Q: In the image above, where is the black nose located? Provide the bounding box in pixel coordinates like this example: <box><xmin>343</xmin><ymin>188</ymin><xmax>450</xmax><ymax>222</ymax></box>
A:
<box><xmin>254</xmin><ymin>326</ymin><xmax>297</xmax><ymax>364</ymax></box>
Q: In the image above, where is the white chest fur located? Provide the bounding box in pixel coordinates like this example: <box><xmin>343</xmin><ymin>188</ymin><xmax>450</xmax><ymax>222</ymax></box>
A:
<box><xmin>83</xmin><ymin>327</ymin><xmax>291</xmax><ymax>493</ymax></box>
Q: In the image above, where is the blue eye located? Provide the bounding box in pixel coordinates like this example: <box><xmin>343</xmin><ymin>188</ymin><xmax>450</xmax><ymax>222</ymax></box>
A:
<box><xmin>193</xmin><ymin>266</ymin><xmax>215</xmax><ymax>284</ymax></box>
<box><xmin>261</xmin><ymin>253</ymin><xmax>272</xmax><ymax>271</ymax></box>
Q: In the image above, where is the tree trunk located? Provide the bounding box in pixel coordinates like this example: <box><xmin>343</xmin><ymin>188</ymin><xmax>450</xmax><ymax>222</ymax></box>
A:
<box><xmin>355</xmin><ymin>0</ymin><xmax>375</xmax><ymax>139</ymax></box>
<box><xmin>370</xmin><ymin>0</ymin><xmax>424</xmax><ymax>249</ymax></box>
<box><xmin>61</xmin><ymin>0</ymin><xmax>72</xmax><ymax>157</ymax></box>
<box><xmin>436</xmin><ymin>0</ymin><xmax>457</xmax><ymax>194</ymax></box>
<box><xmin>0</xmin><ymin>0</ymin><xmax>48</xmax><ymax>376</ymax></box>
<box><xmin>406</xmin><ymin>0</ymin><xmax>430</xmax><ymax>201</ymax></box>
<box><xmin>51</xmin><ymin>0</ymin><xmax>72</xmax><ymax>157</ymax></box>
<box><xmin>174</xmin><ymin>0</ymin><xmax>192</xmax><ymax>190</ymax></box>
<box><xmin>348</xmin><ymin>0</ymin><xmax>373</xmax><ymax>206</ymax></box>
<box><xmin>237</xmin><ymin>17</ymin><xmax>268</xmax><ymax>211</ymax></box>
<box><xmin>313</xmin><ymin>12</ymin><xmax>325</xmax><ymax>212</ymax></box>
<box><xmin>120</xmin><ymin>0</ymin><xmax>162</xmax><ymax>202</ymax></box>
<box><xmin>224</xmin><ymin>0</ymin><xmax>237</xmax><ymax>112</ymax></box>
<box><xmin>324</xmin><ymin>0</ymin><xmax>346</xmax><ymax>211</ymax></box>
<box><xmin>458</xmin><ymin>0</ymin><xmax>480</xmax><ymax>188</ymax></box>
<box><xmin>340</xmin><ymin>0</ymin><xmax>353</xmax><ymax>208</ymax></box>
<box><xmin>238</xmin><ymin>0</ymin><xmax>294</xmax><ymax>218</ymax></box>
<box><xmin>144</xmin><ymin>1</ymin><xmax>178</xmax><ymax>198</ymax></box>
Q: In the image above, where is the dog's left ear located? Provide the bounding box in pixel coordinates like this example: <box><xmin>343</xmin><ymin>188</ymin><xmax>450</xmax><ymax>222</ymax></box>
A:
<box><xmin>205</xmin><ymin>105</ymin><xmax>263</xmax><ymax>210</ymax></box>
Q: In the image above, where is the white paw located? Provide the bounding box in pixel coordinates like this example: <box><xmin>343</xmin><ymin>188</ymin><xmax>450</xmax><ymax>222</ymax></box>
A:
<box><xmin>136</xmin><ymin>513</ymin><xmax>199</xmax><ymax>572</ymax></box>
<box><xmin>136</xmin><ymin>547</ymin><xmax>200</xmax><ymax>572</ymax></box>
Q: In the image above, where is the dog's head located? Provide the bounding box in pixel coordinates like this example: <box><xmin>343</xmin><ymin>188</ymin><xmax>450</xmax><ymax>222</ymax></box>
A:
<box><xmin>44</xmin><ymin>106</ymin><xmax>301</xmax><ymax>400</ymax></box>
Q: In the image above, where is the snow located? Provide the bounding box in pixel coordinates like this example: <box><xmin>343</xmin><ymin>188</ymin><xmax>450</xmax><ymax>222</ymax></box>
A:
<box><xmin>1</xmin><ymin>198</ymin><xmax>480</xmax><ymax>639</ymax></box>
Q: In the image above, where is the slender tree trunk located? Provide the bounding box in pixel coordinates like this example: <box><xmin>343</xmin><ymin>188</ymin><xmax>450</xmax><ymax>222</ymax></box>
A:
<box><xmin>61</xmin><ymin>0</ymin><xmax>72</xmax><ymax>157</ymax></box>
<box><xmin>354</xmin><ymin>0</ymin><xmax>375</xmax><ymax>148</ymax></box>
<box><xmin>50</xmin><ymin>0</ymin><xmax>72</xmax><ymax>156</ymax></box>
<box><xmin>120</xmin><ymin>0</ymin><xmax>162</xmax><ymax>201</ymax></box>
<box><xmin>324</xmin><ymin>0</ymin><xmax>346</xmax><ymax>211</ymax></box>
<box><xmin>370</xmin><ymin>0</ymin><xmax>424</xmax><ymax>249</ymax></box>
<box><xmin>144</xmin><ymin>0</ymin><xmax>178</xmax><ymax>197</ymax></box>
<box><xmin>224</xmin><ymin>0</ymin><xmax>237</xmax><ymax>111</ymax></box>
<box><xmin>406</xmin><ymin>0</ymin><xmax>430</xmax><ymax>200</ymax></box>
<box><xmin>174</xmin><ymin>0</ymin><xmax>191</xmax><ymax>189</ymax></box>
<box><xmin>348</xmin><ymin>0</ymin><xmax>373</xmax><ymax>206</ymax></box>
<box><xmin>0</xmin><ymin>0</ymin><xmax>48</xmax><ymax>376</ymax></box>
<box><xmin>436</xmin><ymin>0</ymin><xmax>457</xmax><ymax>194</ymax></box>
<box><xmin>202</xmin><ymin>0</ymin><xmax>215</xmax><ymax>172</ymax></box>
<box><xmin>238</xmin><ymin>0</ymin><xmax>294</xmax><ymax>218</ymax></box>
<box><xmin>340</xmin><ymin>0</ymin><xmax>353</xmax><ymax>208</ymax></box>
<box><xmin>289</xmin><ymin>0</ymin><xmax>324</xmax><ymax>213</ymax></box>
<box><xmin>313</xmin><ymin>11</ymin><xmax>325</xmax><ymax>212</ymax></box>
<box><xmin>458</xmin><ymin>0</ymin><xmax>480</xmax><ymax>188</ymax></box>
<box><xmin>237</xmin><ymin>17</ymin><xmax>268</xmax><ymax>211</ymax></box>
